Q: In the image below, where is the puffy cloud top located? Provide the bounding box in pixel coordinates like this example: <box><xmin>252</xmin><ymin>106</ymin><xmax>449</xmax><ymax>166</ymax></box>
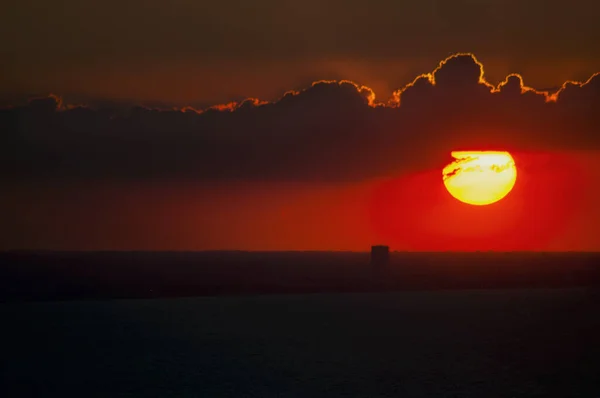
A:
<box><xmin>1</xmin><ymin>53</ymin><xmax>598</xmax><ymax>182</ymax></box>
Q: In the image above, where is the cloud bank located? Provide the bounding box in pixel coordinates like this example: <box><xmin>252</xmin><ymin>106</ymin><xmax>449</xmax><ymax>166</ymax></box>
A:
<box><xmin>1</xmin><ymin>53</ymin><xmax>599</xmax><ymax>182</ymax></box>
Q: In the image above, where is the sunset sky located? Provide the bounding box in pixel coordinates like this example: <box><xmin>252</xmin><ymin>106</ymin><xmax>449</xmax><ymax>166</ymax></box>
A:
<box><xmin>2</xmin><ymin>0</ymin><xmax>600</xmax><ymax>251</ymax></box>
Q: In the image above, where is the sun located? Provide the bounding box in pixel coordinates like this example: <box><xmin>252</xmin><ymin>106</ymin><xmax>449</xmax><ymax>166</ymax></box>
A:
<box><xmin>442</xmin><ymin>151</ymin><xmax>517</xmax><ymax>206</ymax></box>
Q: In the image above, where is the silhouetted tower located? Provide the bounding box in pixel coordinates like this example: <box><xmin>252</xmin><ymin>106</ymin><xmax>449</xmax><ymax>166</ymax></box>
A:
<box><xmin>371</xmin><ymin>245</ymin><xmax>390</xmax><ymax>269</ymax></box>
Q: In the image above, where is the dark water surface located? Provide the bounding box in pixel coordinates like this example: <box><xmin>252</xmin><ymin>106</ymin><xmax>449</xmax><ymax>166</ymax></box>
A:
<box><xmin>2</xmin><ymin>288</ymin><xmax>600</xmax><ymax>397</ymax></box>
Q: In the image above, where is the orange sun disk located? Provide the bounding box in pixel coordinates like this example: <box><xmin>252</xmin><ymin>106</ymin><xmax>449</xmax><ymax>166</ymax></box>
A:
<box><xmin>443</xmin><ymin>151</ymin><xmax>517</xmax><ymax>206</ymax></box>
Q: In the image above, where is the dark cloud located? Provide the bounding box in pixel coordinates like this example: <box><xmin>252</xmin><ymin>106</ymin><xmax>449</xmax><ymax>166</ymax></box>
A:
<box><xmin>1</xmin><ymin>54</ymin><xmax>599</xmax><ymax>182</ymax></box>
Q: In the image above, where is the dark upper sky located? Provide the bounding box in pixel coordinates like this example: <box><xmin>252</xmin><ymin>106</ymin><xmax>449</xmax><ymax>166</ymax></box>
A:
<box><xmin>2</xmin><ymin>0</ymin><xmax>600</xmax><ymax>106</ymax></box>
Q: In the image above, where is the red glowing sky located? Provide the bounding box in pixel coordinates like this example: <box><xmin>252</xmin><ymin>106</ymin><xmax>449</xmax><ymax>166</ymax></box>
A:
<box><xmin>3</xmin><ymin>151</ymin><xmax>600</xmax><ymax>252</ymax></box>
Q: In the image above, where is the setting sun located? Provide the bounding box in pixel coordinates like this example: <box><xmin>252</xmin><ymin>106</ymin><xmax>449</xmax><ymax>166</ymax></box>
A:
<box><xmin>443</xmin><ymin>151</ymin><xmax>517</xmax><ymax>206</ymax></box>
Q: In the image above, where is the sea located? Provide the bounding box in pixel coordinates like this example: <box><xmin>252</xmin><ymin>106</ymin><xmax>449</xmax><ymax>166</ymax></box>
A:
<box><xmin>2</xmin><ymin>288</ymin><xmax>600</xmax><ymax>397</ymax></box>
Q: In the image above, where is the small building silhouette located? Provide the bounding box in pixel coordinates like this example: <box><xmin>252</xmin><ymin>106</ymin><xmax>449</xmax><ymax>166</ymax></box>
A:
<box><xmin>371</xmin><ymin>245</ymin><xmax>390</xmax><ymax>269</ymax></box>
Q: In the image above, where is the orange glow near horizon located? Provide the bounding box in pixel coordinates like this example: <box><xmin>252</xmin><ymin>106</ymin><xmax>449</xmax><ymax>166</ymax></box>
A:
<box><xmin>443</xmin><ymin>151</ymin><xmax>517</xmax><ymax>206</ymax></box>
<box><xmin>369</xmin><ymin>151</ymin><xmax>593</xmax><ymax>251</ymax></box>
<box><xmin>1</xmin><ymin>151</ymin><xmax>598</xmax><ymax>252</ymax></box>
